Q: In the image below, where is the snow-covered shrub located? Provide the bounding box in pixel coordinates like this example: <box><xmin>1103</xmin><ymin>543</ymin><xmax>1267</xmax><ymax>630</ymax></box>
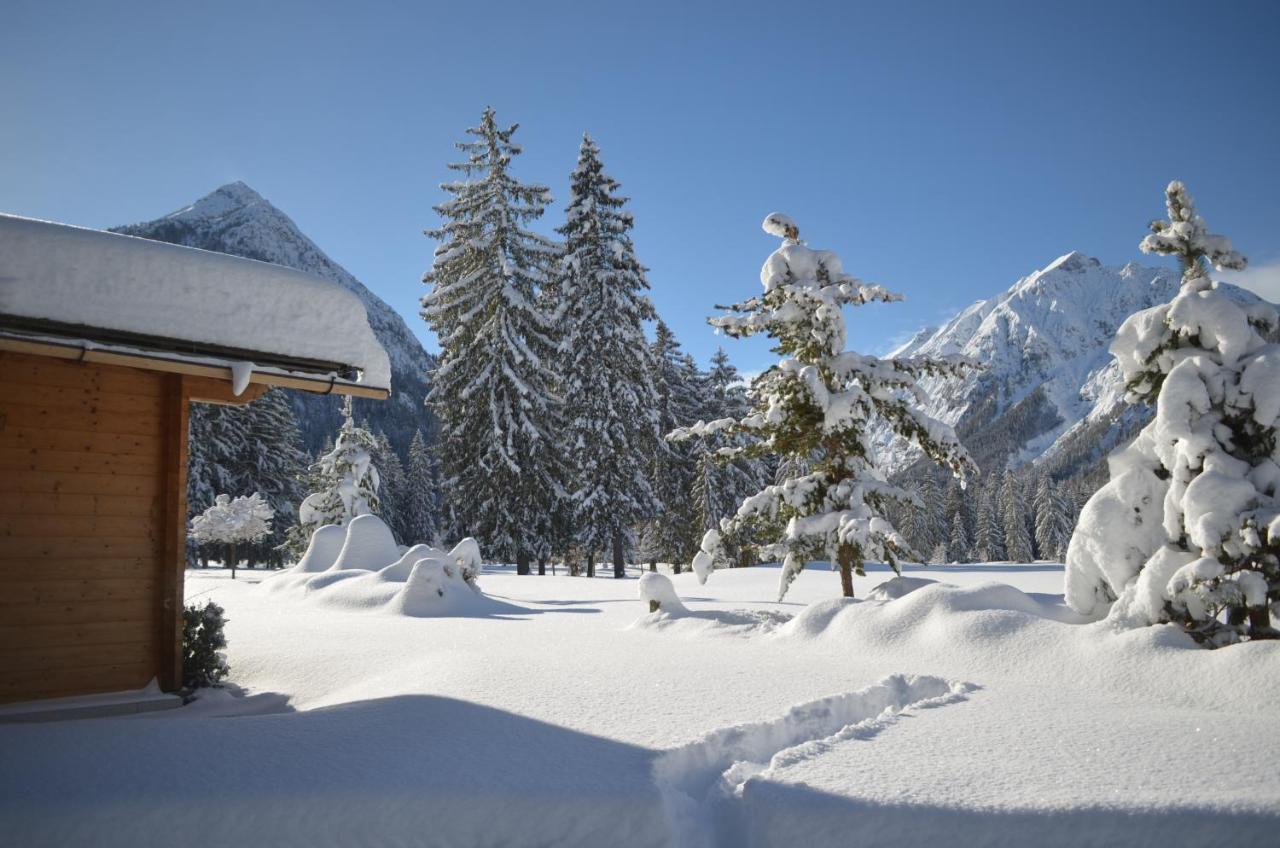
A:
<box><xmin>672</xmin><ymin>214</ymin><xmax>974</xmax><ymax>600</ymax></box>
<box><xmin>638</xmin><ymin>572</ymin><xmax>686</xmax><ymax>614</ymax></box>
<box><xmin>182</xmin><ymin>600</ymin><xmax>229</xmax><ymax>690</ymax></box>
<box><xmin>1065</xmin><ymin>181</ymin><xmax>1278</xmax><ymax>645</ymax></box>
<box><xmin>189</xmin><ymin>492</ymin><xmax>273</xmax><ymax>579</ymax></box>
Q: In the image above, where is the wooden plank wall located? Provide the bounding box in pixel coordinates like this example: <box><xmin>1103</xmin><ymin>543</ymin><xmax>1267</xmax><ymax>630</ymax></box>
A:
<box><xmin>0</xmin><ymin>352</ymin><xmax>171</xmax><ymax>703</ymax></box>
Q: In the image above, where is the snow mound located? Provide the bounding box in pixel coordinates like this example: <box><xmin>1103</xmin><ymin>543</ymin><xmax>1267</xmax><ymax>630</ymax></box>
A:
<box><xmin>865</xmin><ymin>575</ymin><xmax>938</xmax><ymax>601</ymax></box>
<box><xmin>295</xmin><ymin>524</ymin><xmax>346</xmax><ymax>573</ymax></box>
<box><xmin>639</xmin><ymin>573</ymin><xmax>687</xmax><ymax>614</ymax></box>
<box><xmin>785</xmin><ymin>581</ymin><xmax>1076</xmax><ymax>644</ymax></box>
<box><xmin>330</xmin><ymin>514</ymin><xmax>401</xmax><ymax>571</ymax></box>
<box><xmin>267</xmin><ymin>518</ymin><xmax>496</xmax><ymax>617</ymax></box>
<box><xmin>377</xmin><ymin>544</ymin><xmax>437</xmax><ymax>581</ymax></box>
<box><xmin>388</xmin><ymin>558</ymin><xmax>497</xmax><ymax>618</ymax></box>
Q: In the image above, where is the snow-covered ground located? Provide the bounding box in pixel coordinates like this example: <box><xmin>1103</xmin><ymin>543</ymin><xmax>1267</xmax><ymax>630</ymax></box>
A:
<box><xmin>2</xmin><ymin>561</ymin><xmax>1277</xmax><ymax>847</ymax></box>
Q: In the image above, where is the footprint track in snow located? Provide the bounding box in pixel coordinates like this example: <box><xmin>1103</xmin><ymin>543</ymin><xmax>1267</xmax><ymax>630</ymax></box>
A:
<box><xmin>652</xmin><ymin>674</ymin><xmax>976</xmax><ymax>848</ymax></box>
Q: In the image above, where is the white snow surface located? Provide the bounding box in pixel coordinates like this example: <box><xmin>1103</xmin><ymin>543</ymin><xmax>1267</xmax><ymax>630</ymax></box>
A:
<box><xmin>0</xmin><ymin>212</ymin><xmax>391</xmax><ymax>391</ymax></box>
<box><xmin>1</xmin><ymin>562</ymin><xmax>1276</xmax><ymax>847</ymax></box>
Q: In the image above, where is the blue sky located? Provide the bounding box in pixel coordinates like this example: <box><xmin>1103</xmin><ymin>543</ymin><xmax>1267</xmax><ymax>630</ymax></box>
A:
<box><xmin>3</xmin><ymin>0</ymin><xmax>1278</xmax><ymax>375</ymax></box>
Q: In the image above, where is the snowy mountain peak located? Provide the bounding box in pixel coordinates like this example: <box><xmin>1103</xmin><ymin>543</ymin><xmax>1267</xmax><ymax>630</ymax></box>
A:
<box><xmin>882</xmin><ymin>251</ymin><xmax>1271</xmax><ymax>480</ymax></box>
<box><xmin>1041</xmin><ymin>251</ymin><xmax>1101</xmax><ymax>275</ymax></box>
<box><xmin>166</xmin><ymin>181</ymin><xmax>268</xmax><ymax>224</ymax></box>
<box><xmin>880</xmin><ymin>252</ymin><xmax>1182</xmax><ymax>475</ymax></box>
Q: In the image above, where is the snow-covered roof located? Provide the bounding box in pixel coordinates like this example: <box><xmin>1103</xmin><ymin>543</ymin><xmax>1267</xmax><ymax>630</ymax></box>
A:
<box><xmin>0</xmin><ymin>213</ymin><xmax>391</xmax><ymax>394</ymax></box>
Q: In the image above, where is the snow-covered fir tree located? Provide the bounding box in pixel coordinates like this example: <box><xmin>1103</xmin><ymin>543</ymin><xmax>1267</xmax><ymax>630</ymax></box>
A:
<box><xmin>900</xmin><ymin>475</ymin><xmax>945</xmax><ymax>560</ymax></box>
<box><xmin>974</xmin><ymin>476</ymin><xmax>1006</xmax><ymax>562</ymax></box>
<box><xmin>677</xmin><ymin>214</ymin><xmax>973</xmax><ymax>599</ymax></box>
<box><xmin>553</xmin><ymin>134</ymin><xmax>662</xmax><ymax>578</ymax></box>
<box><xmin>948</xmin><ymin>510</ymin><xmax>972</xmax><ymax>564</ymax></box>
<box><xmin>240</xmin><ymin>388</ymin><xmax>306</xmax><ymax>563</ymax></box>
<box><xmin>1032</xmin><ymin>475</ymin><xmax>1072</xmax><ymax>561</ymax></box>
<box><xmin>1002</xmin><ymin>472</ymin><xmax>1035</xmax><ymax>562</ymax></box>
<box><xmin>422</xmin><ymin>108</ymin><xmax>563</xmax><ymax>574</ymax></box>
<box><xmin>187</xmin><ymin>403</ymin><xmax>245</xmax><ymax>519</ymax></box>
<box><xmin>644</xmin><ymin>321</ymin><xmax>703</xmax><ymax>570</ymax></box>
<box><xmin>285</xmin><ymin>397</ymin><xmax>381</xmax><ymax>557</ymax></box>
<box><xmin>1067</xmin><ymin>181</ymin><xmax>1278</xmax><ymax>644</ymax></box>
<box><xmin>370</xmin><ymin>430</ymin><xmax>409</xmax><ymax>543</ymax></box>
<box><xmin>690</xmin><ymin>349</ymin><xmax>770</xmax><ymax>550</ymax></box>
<box><xmin>402</xmin><ymin>429</ymin><xmax>440</xmax><ymax>546</ymax></box>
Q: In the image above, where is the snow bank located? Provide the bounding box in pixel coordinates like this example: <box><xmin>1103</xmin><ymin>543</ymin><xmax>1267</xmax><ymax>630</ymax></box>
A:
<box><xmin>267</xmin><ymin>517</ymin><xmax>495</xmax><ymax>617</ymax></box>
<box><xmin>0</xmin><ymin>213</ymin><xmax>391</xmax><ymax>391</ymax></box>
<box><xmin>865</xmin><ymin>576</ymin><xmax>937</xmax><ymax>601</ymax></box>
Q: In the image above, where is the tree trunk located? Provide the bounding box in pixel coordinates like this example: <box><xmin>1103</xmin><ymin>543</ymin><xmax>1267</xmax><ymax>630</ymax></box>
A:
<box><xmin>1248</xmin><ymin>606</ymin><xmax>1276</xmax><ymax>639</ymax></box>
<box><xmin>837</xmin><ymin>544</ymin><xmax>855</xmax><ymax>598</ymax></box>
<box><xmin>229</xmin><ymin>542</ymin><xmax>238</xmax><ymax>581</ymax></box>
<box><xmin>537</xmin><ymin>558</ymin><xmax>546</xmax><ymax>576</ymax></box>
<box><xmin>586</xmin><ymin>551</ymin><xmax>596</xmax><ymax>579</ymax></box>
<box><xmin>649</xmin><ymin>559</ymin><xmax>656</xmax><ymax>573</ymax></box>
<box><xmin>612</xmin><ymin>532</ymin><xmax>625</xmax><ymax>578</ymax></box>
<box><xmin>673</xmin><ymin>563</ymin><xmax>682</xmax><ymax>575</ymax></box>
<box><xmin>516</xmin><ymin>549</ymin><xmax>531</xmax><ymax>576</ymax></box>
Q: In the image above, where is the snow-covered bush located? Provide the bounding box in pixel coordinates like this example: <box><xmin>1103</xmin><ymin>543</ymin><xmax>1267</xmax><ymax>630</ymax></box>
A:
<box><xmin>638</xmin><ymin>572</ymin><xmax>686</xmax><ymax>614</ymax></box>
<box><xmin>189</xmin><ymin>492</ymin><xmax>273</xmax><ymax>579</ymax></box>
<box><xmin>1066</xmin><ymin>181</ymin><xmax>1278</xmax><ymax>645</ymax></box>
<box><xmin>673</xmin><ymin>214</ymin><xmax>974</xmax><ymax>600</ymax></box>
<box><xmin>182</xmin><ymin>600</ymin><xmax>229</xmax><ymax>690</ymax></box>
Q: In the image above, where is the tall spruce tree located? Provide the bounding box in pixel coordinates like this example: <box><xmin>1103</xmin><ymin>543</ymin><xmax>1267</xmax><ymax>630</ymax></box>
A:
<box><xmin>689</xmin><ymin>348</ymin><xmax>769</xmax><ymax>559</ymax></box>
<box><xmin>370</xmin><ymin>430</ymin><xmax>409</xmax><ymax>543</ymax></box>
<box><xmin>974</xmin><ymin>476</ymin><xmax>1006</xmax><ymax>562</ymax></box>
<box><xmin>1066</xmin><ymin>181</ymin><xmax>1277</xmax><ymax>644</ymax></box>
<box><xmin>677</xmin><ymin>214</ymin><xmax>974</xmax><ymax>599</ymax></box>
<box><xmin>948</xmin><ymin>510</ymin><xmax>972</xmax><ymax>564</ymax></box>
<box><xmin>239</xmin><ymin>388</ymin><xmax>307</xmax><ymax>564</ymax></box>
<box><xmin>402</xmin><ymin>429</ymin><xmax>440</xmax><ymax>546</ymax></box>
<box><xmin>645</xmin><ymin>321</ymin><xmax>703</xmax><ymax>570</ymax></box>
<box><xmin>1033</xmin><ymin>475</ymin><xmax>1073</xmax><ymax>561</ymax></box>
<box><xmin>1002</xmin><ymin>472</ymin><xmax>1035</xmax><ymax>562</ymax></box>
<box><xmin>899</xmin><ymin>476</ymin><xmax>939</xmax><ymax>560</ymax></box>
<box><xmin>422</xmin><ymin>107</ymin><xmax>562</xmax><ymax>574</ymax></box>
<box><xmin>554</xmin><ymin>134</ymin><xmax>660</xmax><ymax>578</ymax></box>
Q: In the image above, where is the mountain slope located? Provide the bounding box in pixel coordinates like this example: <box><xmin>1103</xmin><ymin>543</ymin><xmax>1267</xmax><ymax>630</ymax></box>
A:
<box><xmin>879</xmin><ymin>251</ymin><xmax>1266</xmax><ymax>476</ymax></box>
<box><xmin>112</xmin><ymin>182</ymin><xmax>435</xmax><ymax>455</ymax></box>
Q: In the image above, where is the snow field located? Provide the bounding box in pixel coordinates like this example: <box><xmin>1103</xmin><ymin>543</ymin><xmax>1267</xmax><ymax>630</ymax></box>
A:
<box><xmin>1</xmin><ymin>562</ymin><xmax>1276</xmax><ymax>847</ymax></box>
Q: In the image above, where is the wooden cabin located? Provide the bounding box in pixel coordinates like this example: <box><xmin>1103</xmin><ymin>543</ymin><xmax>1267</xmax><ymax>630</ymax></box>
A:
<box><xmin>0</xmin><ymin>213</ymin><xmax>391</xmax><ymax>714</ymax></box>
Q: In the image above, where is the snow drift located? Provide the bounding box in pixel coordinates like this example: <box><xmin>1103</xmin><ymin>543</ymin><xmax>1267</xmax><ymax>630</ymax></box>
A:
<box><xmin>266</xmin><ymin>516</ymin><xmax>491</xmax><ymax>616</ymax></box>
